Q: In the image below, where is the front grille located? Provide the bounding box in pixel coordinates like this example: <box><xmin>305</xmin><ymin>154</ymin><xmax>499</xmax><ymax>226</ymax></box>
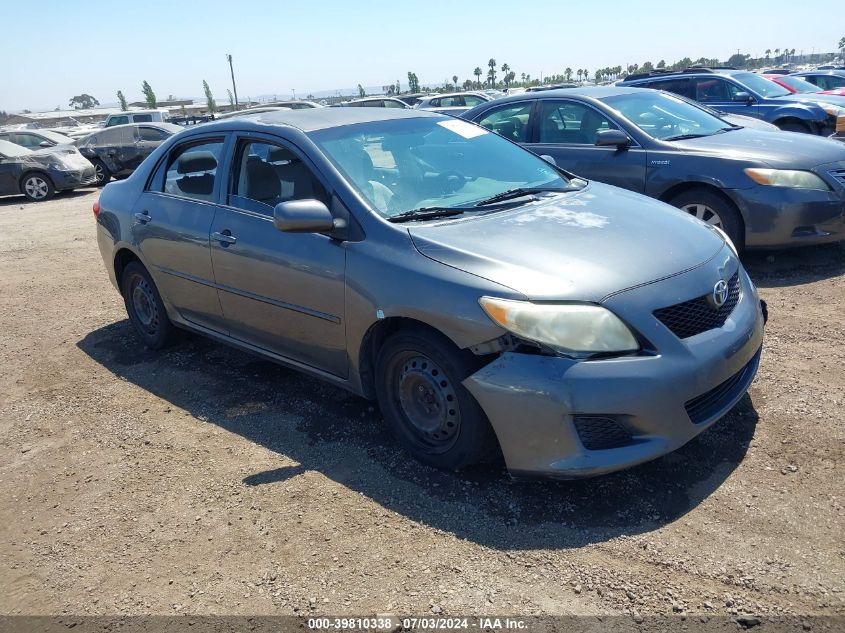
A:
<box><xmin>573</xmin><ymin>416</ymin><xmax>633</xmax><ymax>450</ymax></box>
<box><xmin>684</xmin><ymin>349</ymin><xmax>760</xmax><ymax>425</ymax></box>
<box><xmin>654</xmin><ymin>271</ymin><xmax>740</xmax><ymax>339</ymax></box>
<box><xmin>828</xmin><ymin>168</ymin><xmax>845</xmax><ymax>187</ymax></box>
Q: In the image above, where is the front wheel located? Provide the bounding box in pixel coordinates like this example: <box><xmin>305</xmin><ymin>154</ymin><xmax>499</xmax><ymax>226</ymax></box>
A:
<box><xmin>375</xmin><ymin>329</ymin><xmax>498</xmax><ymax>470</ymax></box>
<box><xmin>670</xmin><ymin>188</ymin><xmax>744</xmax><ymax>251</ymax></box>
<box><xmin>121</xmin><ymin>262</ymin><xmax>174</xmax><ymax>349</ymax></box>
<box><xmin>21</xmin><ymin>173</ymin><xmax>55</xmax><ymax>201</ymax></box>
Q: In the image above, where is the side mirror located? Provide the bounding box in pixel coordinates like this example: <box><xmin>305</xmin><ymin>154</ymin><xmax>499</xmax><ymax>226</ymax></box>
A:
<box><xmin>595</xmin><ymin>129</ymin><xmax>630</xmax><ymax>147</ymax></box>
<box><xmin>539</xmin><ymin>154</ymin><xmax>557</xmax><ymax>165</ymax></box>
<box><xmin>39</xmin><ymin>140</ymin><xmax>52</xmax><ymax>148</ymax></box>
<box><xmin>273</xmin><ymin>199</ymin><xmax>336</xmax><ymax>233</ymax></box>
<box><xmin>733</xmin><ymin>91</ymin><xmax>753</xmax><ymax>104</ymax></box>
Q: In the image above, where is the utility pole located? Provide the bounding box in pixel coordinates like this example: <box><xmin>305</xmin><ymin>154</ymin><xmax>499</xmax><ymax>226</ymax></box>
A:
<box><xmin>226</xmin><ymin>53</ymin><xmax>239</xmax><ymax>111</ymax></box>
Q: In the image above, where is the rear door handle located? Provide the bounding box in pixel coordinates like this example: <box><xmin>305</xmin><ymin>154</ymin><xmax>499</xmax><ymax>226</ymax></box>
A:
<box><xmin>211</xmin><ymin>231</ymin><xmax>237</xmax><ymax>245</ymax></box>
<box><xmin>134</xmin><ymin>211</ymin><xmax>151</xmax><ymax>223</ymax></box>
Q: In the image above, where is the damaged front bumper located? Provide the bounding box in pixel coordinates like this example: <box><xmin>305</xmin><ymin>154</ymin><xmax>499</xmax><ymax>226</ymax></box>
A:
<box><xmin>463</xmin><ymin>261</ymin><xmax>765</xmax><ymax>479</ymax></box>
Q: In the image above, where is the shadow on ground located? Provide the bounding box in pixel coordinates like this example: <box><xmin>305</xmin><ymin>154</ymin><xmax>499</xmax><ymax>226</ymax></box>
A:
<box><xmin>742</xmin><ymin>242</ymin><xmax>844</xmax><ymax>288</ymax></box>
<box><xmin>78</xmin><ymin>321</ymin><xmax>758</xmax><ymax>550</ymax></box>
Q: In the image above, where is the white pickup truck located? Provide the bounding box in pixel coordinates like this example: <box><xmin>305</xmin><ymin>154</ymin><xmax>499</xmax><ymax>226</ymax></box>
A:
<box><xmin>103</xmin><ymin>110</ymin><xmax>168</xmax><ymax>127</ymax></box>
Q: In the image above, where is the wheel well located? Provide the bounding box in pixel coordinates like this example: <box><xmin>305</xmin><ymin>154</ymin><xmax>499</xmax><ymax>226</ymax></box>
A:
<box><xmin>113</xmin><ymin>248</ymin><xmax>142</xmax><ymax>286</ymax></box>
<box><xmin>358</xmin><ymin>317</ymin><xmax>459</xmax><ymax>400</ymax></box>
<box><xmin>658</xmin><ymin>182</ymin><xmax>745</xmax><ymax>242</ymax></box>
<box><xmin>772</xmin><ymin>117</ymin><xmax>811</xmax><ymax>132</ymax></box>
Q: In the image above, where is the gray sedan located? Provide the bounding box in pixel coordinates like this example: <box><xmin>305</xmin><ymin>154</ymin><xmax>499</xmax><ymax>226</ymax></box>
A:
<box><xmin>95</xmin><ymin>108</ymin><xmax>765</xmax><ymax>479</ymax></box>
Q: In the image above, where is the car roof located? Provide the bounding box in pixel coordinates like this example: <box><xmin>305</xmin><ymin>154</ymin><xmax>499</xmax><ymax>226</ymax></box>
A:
<box><xmin>794</xmin><ymin>69</ymin><xmax>845</xmax><ymax>77</ymax></box>
<box><xmin>196</xmin><ymin>107</ymin><xmax>440</xmax><ymax>133</ymax></box>
<box><xmin>473</xmin><ymin>85</ymin><xmax>649</xmax><ymax>104</ymax></box>
<box><xmin>624</xmin><ymin>68</ymin><xmax>745</xmax><ymax>82</ymax></box>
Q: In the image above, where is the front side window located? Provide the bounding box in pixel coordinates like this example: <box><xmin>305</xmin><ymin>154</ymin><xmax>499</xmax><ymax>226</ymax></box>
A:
<box><xmin>383</xmin><ymin>99</ymin><xmax>406</xmax><ymax>109</ymax></box>
<box><xmin>310</xmin><ymin>116</ymin><xmax>569</xmax><ymax>219</ymax></box>
<box><xmin>163</xmin><ymin>139</ymin><xmax>225</xmax><ymax>202</ymax></box>
<box><xmin>230</xmin><ymin>141</ymin><xmax>327</xmax><ymax>214</ymax></box>
<box><xmin>475</xmin><ymin>102</ymin><xmax>533</xmax><ymax>143</ymax></box>
<box><xmin>12</xmin><ymin>133</ymin><xmax>42</xmax><ymax>148</ymax></box>
<box><xmin>537</xmin><ymin>101</ymin><xmax>618</xmax><ymax>144</ymax></box>
<box><xmin>138</xmin><ymin>127</ymin><xmax>169</xmax><ymax>141</ymax></box>
<box><xmin>108</xmin><ymin>116</ymin><xmax>129</xmax><ymax>127</ymax></box>
<box><xmin>603</xmin><ymin>91</ymin><xmax>731</xmax><ymax>141</ymax></box>
<box><xmin>463</xmin><ymin>95</ymin><xmax>486</xmax><ymax>107</ymax></box>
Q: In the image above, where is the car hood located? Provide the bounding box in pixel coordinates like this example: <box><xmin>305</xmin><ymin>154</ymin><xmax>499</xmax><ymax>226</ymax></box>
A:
<box><xmin>670</xmin><ymin>128</ymin><xmax>845</xmax><ymax>168</ymax></box>
<box><xmin>783</xmin><ymin>93</ymin><xmax>845</xmax><ymax>107</ymax></box>
<box><xmin>408</xmin><ymin>183</ymin><xmax>726</xmax><ymax>302</ymax></box>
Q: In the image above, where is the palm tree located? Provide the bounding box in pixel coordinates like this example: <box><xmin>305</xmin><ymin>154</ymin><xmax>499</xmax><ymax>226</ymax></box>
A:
<box><xmin>840</xmin><ymin>36</ymin><xmax>845</xmax><ymax>55</ymax></box>
<box><xmin>501</xmin><ymin>64</ymin><xmax>511</xmax><ymax>88</ymax></box>
<box><xmin>473</xmin><ymin>66</ymin><xmax>482</xmax><ymax>89</ymax></box>
<box><xmin>452</xmin><ymin>75</ymin><xmax>458</xmax><ymax>90</ymax></box>
<box><xmin>576</xmin><ymin>69</ymin><xmax>582</xmax><ymax>82</ymax></box>
<box><xmin>765</xmin><ymin>49</ymin><xmax>771</xmax><ymax>62</ymax></box>
<box><xmin>487</xmin><ymin>58</ymin><xmax>497</xmax><ymax>88</ymax></box>
<box><xmin>774</xmin><ymin>48</ymin><xmax>780</xmax><ymax>61</ymax></box>
<box><xmin>565</xmin><ymin>67</ymin><xmax>572</xmax><ymax>81</ymax></box>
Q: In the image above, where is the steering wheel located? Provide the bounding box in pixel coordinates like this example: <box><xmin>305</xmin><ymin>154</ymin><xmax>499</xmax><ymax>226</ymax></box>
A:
<box><xmin>435</xmin><ymin>170</ymin><xmax>467</xmax><ymax>195</ymax></box>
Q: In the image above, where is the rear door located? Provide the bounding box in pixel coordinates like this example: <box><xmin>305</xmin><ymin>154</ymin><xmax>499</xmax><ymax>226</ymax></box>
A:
<box><xmin>525</xmin><ymin>99</ymin><xmax>647</xmax><ymax>192</ymax></box>
<box><xmin>208</xmin><ymin>135</ymin><xmax>348</xmax><ymax>377</ymax></box>
<box><xmin>132</xmin><ymin>135</ymin><xmax>229</xmax><ymax>332</ymax></box>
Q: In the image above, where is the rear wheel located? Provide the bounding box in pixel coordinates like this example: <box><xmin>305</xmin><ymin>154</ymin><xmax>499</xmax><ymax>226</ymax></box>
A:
<box><xmin>121</xmin><ymin>262</ymin><xmax>174</xmax><ymax>349</ymax></box>
<box><xmin>670</xmin><ymin>188</ymin><xmax>744</xmax><ymax>251</ymax></box>
<box><xmin>92</xmin><ymin>159</ymin><xmax>111</xmax><ymax>186</ymax></box>
<box><xmin>776</xmin><ymin>120</ymin><xmax>811</xmax><ymax>134</ymax></box>
<box><xmin>21</xmin><ymin>172</ymin><xmax>55</xmax><ymax>201</ymax></box>
<box><xmin>375</xmin><ymin>328</ymin><xmax>498</xmax><ymax>470</ymax></box>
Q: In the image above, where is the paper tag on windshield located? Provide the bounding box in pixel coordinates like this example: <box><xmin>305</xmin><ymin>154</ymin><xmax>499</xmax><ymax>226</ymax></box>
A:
<box><xmin>437</xmin><ymin>119</ymin><xmax>488</xmax><ymax>139</ymax></box>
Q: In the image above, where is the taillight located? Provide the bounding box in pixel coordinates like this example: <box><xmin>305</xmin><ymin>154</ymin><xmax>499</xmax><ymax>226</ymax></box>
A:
<box><xmin>92</xmin><ymin>200</ymin><xmax>100</xmax><ymax>218</ymax></box>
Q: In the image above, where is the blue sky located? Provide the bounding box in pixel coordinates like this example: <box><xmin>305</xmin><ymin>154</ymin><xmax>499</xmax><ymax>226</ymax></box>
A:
<box><xmin>1</xmin><ymin>0</ymin><xmax>841</xmax><ymax>111</ymax></box>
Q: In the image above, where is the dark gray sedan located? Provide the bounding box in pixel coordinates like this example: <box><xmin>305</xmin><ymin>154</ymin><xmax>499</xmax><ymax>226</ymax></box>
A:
<box><xmin>0</xmin><ymin>139</ymin><xmax>96</xmax><ymax>201</ymax></box>
<box><xmin>95</xmin><ymin>108</ymin><xmax>765</xmax><ymax>479</ymax></box>
<box><xmin>462</xmin><ymin>87</ymin><xmax>845</xmax><ymax>249</ymax></box>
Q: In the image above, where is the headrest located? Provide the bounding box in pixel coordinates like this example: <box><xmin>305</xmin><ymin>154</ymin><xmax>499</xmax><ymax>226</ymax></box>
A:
<box><xmin>267</xmin><ymin>146</ymin><xmax>296</xmax><ymax>163</ymax></box>
<box><xmin>177</xmin><ymin>151</ymin><xmax>217</xmax><ymax>174</ymax></box>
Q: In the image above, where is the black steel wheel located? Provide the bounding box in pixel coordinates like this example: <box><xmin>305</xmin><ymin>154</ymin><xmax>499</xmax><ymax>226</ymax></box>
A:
<box><xmin>121</xmin><ymin>261</ymin><xmax>174</xmax><ymax>349</ymax></box>
<box><xmin>375</xmin><ymin>328</ymin><xmax>498</xmax><ymax>470</ymax></box>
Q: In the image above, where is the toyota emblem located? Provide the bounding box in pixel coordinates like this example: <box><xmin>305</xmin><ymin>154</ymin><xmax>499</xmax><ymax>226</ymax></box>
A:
<box><xmin>712</xmin><ymin>280</ymin><xmax>729</xmax><ymax>308</ymax></box>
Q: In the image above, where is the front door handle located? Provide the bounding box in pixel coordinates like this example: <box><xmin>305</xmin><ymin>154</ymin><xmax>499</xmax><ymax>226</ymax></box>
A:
<box><xmin>211</xmin><ymin>231</ymin><xmax>237</xmax><ymax>245</ymax></box>
<box><xmin>134</xmin><ymin>211</ymin><xmax>151</xmax><ymax>223</ymax></box>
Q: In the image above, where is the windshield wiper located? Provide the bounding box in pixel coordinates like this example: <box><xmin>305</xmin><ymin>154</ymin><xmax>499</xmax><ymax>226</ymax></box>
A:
<box><xmin>663</xmin><ymin>133</ymin><xmax>710</xmax><ymax>141</ymax></box>
<box><xmin>387</xmin><ymin>207</ymin><xmax>468</xmax><ymax>223</ymax></box>
<box><xmin>473</xmin><ymin>186</ymin><xmax>572</xmax><ymax>207</ymax></box>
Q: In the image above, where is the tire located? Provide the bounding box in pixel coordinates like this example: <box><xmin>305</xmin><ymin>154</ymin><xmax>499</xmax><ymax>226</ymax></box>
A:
<box><xmin>91</xmin><ymin>159</ymin><xmax>112</xmax><ymax>186</ymax></box>
<box><xmin>20</xmin><ymin>172</ymin><xmax>55</xmax><ymax>201</ymax></box>
<box><xmin>776</xmin><ymin>120</ymin><xmax>811</xmax><ymax>134</ymax></box>
<box><xmin>121</xmin><ymin>262</ymin><xmax>174</xmax><ymax>349</ymax></box>
<box><xmin>669</xmin><ymin>188</ymin><xmax>744</xmax><ymax>251</ymax></box>
<box><xmin>375</xmin><ymin>328</ymin><xmax>498</xmax><ymax>470</ymax></box>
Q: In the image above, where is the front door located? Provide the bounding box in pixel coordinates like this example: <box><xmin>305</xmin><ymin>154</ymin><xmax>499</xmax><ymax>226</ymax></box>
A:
<box><xmin>690</xmin><ymin>77</ymin><xmax>760</xmax><ymax>119</ymax></box>
<box><xmin>526</xmin><ymin>99</ymin><xmax>648</xmax><ymax>193</ymax></box>
<box><xmin>132</xmin><ymin>136</ymin><xmax>229</xmax><ymax>332</ymax></box>
<box><xmin>209</xmin><ymin>137</ymin><xmax>347</xmax><ymax>377</ymax></box>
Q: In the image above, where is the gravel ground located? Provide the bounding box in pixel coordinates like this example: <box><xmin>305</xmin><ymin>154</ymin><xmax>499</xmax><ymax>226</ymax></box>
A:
<box><xmin>0</xmin><ymin>189</ymin><xmax>842</xmax><ymax>621</ymax></box>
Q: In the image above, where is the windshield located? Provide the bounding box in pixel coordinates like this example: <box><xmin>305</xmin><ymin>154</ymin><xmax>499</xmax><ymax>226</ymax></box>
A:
<box><xmin>774</xmin><ymin>75</ymin><xmax>821</xmax><ymax>94</ymax></box>
<box><xmin>733</xmin><ymin>72</ymin><xmax>791</xmax><ymax>97</ymax></box>
<box><xmin>0</xmin><ymin>139</ymin><xmax>33</xmax><ymax>157</ymax></box>
<box><xmin>602</xmin><ymin>91</ymin><xmax>731</xmax><ymax>140</ymax></box>
<box><xmin>309</xmin><ymin>117</ymin><xmax>569</xmax><ymax>218</ymax></box>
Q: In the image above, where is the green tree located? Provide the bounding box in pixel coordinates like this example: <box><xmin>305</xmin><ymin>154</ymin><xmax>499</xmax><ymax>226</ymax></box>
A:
<box><xmin>227</xmin><ymin>89</ymin><xmax>235</xmax><ymax>109</ymax></box>
<box><xmin>68</xmin><ymin>94</ymin><xmax>100</xmax><ymax>109</ymax></box>
<box><xmin>463</xmin><ymin>79</ymin><xmax>473</xmax><ymax>90</ymax></box>
<box><xmin>564</xmin><ymin>67</ymin><xmax>572</xmax><ymax>81</ymax></box>
<box><xmin>141</xmin><ymin>81</ymin><xmax>157</xmax><ymax>108</ymax></box>
<box><xmin>452</xmin><ymin>75</ymin><xmax>459</xmax><ymax>90</ymax></box>
<box><xmin>407</xmin><ymin>72</ymin><xmax>420</xmax><ymax>93</ymax></box>
<box><xmin>487</xmin><ymin>58</ymin><xmax>497</xmax><ymax>87</ymax></box>
<box><xmin>357</xmin><ymin>84</ymin><xmax>366</xmax><ymax>98</ymax></box>
<box><xmin>202</xmin><ymin>80</ymin><xmax>217</xmax><ymax>113</ymax></box>
<box><xmin>839</xmin><ymin>37</ymin><xmax>845</xmax><ymax>55</ymax></box>
<box><xmin>727</xmin><ymin>53</ymin><xmax>749</xmax><ymax>68</ymax></box>
<box><xmin>116</xmin><ymin>90</ymin><xmax>128</xmax><ymax>112</ymax></box>
<box><xmin>641</xmin><ymin>61</ymin><xmax>654</xmax><ymax>73</ymax></box>
<box><xmin>473</xmin><ymin>67</ymin><xmax>482</xmax><ymax>88</ymax></box>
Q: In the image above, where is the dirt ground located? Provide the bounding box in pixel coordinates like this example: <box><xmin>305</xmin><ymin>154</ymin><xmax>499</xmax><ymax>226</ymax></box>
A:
<box><xmin>0</xmin><ymin>188</ymin><xmax>843</xmax><ymax>620</ymax></box>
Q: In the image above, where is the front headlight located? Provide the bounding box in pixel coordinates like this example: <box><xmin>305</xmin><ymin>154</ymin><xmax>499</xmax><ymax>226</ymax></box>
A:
<box><xmin>479</xmin><ymin>297</ymin><xmax>639</xmax><ymax>357</ymax></box>
<box><xmin>816</xmin><ymin>103</ymin><xmax>845</xmax><ymax>118</ymax></box>
<box><xmin>744</xmin><ymin>168</ymin><xmax>830</xmax><ymax>191</ymax></box>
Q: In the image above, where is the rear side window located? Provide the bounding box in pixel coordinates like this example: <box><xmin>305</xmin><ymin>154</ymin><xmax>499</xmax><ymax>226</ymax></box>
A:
<box><xmin>138</xmin><ymin>127</ymin><xmax>169</xmax><ymax>141</ymax></box>
<box><xmin>463</xmin><ymin>95</ymin><xmax>485</xmax><ymax>107</ymax></box>
<box><xmin>107</xmin><ymin>115</ymin><xmax>129</xmax><ymax>127</ymax></box>
<box><xmin>162</xmin><ymin>139</ymin><xmax>225</xmax><ymax>202</ymax></box>
<box><xmin>133</xmin><ymin>114</ymin><xmax>153</xmax><ymax>123</ymax></box>
<box><xmin>475</xmin><ymin>102</ymin><xmax>533</xmax><ymax>143</ymax></box>
<box><xmin>649</xmin><ymin>78</ymin><xmax>692</xmax><ymax>98</ymax></box>
<box><xmin>817</xmin><ymin>75</ymin><xmax>845</xmax><ymax>90</ymax></box>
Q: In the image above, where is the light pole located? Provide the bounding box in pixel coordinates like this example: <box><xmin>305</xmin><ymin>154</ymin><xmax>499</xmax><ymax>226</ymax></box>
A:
<box><xmin>226</xmin><ymin>53</ymin><xmax>239</xmax><ymax>111</ymax></box>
